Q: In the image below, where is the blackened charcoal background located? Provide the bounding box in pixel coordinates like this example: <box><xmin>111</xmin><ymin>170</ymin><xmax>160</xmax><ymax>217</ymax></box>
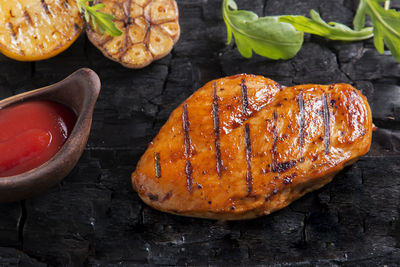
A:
<box><xmin>1</xmin><ymin>0</ymin><xmax>400</xmax><ymax>265</ymax></box>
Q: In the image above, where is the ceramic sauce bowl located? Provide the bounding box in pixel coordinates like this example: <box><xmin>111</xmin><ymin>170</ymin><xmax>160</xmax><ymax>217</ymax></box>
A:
<box><xmin>0</xmin><ymin>68</ymin><xmax>101</xmax><ymax>202</ymax></box>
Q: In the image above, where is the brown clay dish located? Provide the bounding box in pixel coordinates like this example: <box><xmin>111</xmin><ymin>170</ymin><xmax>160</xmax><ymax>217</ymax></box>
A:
<box><xmin>0</xmin><ymin>68</ymin><xmax>101</xmax><ymax>202</ymax></box>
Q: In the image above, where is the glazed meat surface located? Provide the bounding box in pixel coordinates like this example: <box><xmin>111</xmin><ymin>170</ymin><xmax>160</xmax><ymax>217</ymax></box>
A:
<box><xmin>131</xmin><ymin>74</ymin><xmax>373</xmax><ymax>220</ymax></box>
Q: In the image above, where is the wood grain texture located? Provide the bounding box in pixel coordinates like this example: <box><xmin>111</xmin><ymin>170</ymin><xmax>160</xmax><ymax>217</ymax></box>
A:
<box><xmin>0</xmin><ymin>0</ymin><xmax>400</xmax><ymax>265</ymax></box>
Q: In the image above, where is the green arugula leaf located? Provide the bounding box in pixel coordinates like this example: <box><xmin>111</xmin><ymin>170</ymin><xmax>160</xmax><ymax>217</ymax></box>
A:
<box><xmin>361</xmin><ymin>0</ymin><xmax>400</xmax><ymax>61</ymax></box>
<box><xmin>222</xmin><ymin>0</ymin><xmax>304</xmax><ymax>60</ymax></box>
<box><xmin>76</xmin><ymin>0</ymin><xmax>122</xmax><ymax>37</ymax></box>
<box><xmin>353</xmin><ymin>0</ymin><xmax>368</xmax><ymax>30</ymax></box>
<box><xmin>279</xmin><ymin>10</ymin><xmax>373</xmax><ymax>41</ymax></box>
<box><xmin>222</xmin><ymin>0</ymin><xmax>400</xmax><ymax>63</ymax></box>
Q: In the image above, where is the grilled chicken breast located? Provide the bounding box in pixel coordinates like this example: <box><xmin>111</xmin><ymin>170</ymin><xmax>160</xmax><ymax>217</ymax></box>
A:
<box><xmin>132</xmin><ymin>74</ymin><xmax>373</xmax><ymax>220</ymax></box>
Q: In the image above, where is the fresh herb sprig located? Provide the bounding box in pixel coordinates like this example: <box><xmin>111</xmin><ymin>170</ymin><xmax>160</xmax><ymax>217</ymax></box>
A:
<box><xmin>76</xmin><ymin>0</ymin><xmax>122</xmax><ymax>37</ymax></box>
<box><xmin>223</xmin><ymin>0</ymin><xmax>400</xmax><ymax>62</ymax></box>
<box><xmin>222</xmin><ymin>0</ymin><xmax>304</xmax><ymax>60</ymax></box>
<box><xmin>353</xmin><ymin>0</ymin><xmax>400</xmax><ymax>61</ymax></box>
<box><xmin>279</xmin><ymin>10</ymin><xmax>374</xmax><ymax>42</ymax></box>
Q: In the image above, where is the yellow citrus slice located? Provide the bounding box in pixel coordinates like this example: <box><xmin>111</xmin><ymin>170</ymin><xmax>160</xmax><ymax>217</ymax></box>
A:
<box><xmin>87</xmin><ymin>0</ymin><xmax>180</xmax><ymax>69</ymax></box>
<box><xmin>0</xmin><ymin>0</ymin><xmax>84</xmax><ymax>61</ymax></box>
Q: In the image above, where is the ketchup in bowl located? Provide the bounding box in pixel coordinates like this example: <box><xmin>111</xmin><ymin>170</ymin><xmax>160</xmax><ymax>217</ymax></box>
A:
<box><xmin>0</xmin><ymin>100</ymin><xmax>76</xmax><ymax>177</ymax></box>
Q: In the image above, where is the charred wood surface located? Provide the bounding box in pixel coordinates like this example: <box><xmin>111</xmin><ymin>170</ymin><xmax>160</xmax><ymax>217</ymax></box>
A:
<box><xmin>1</xmin><ymin>0</ymin><xmax>400</xmax><ymax>265</ymax></box>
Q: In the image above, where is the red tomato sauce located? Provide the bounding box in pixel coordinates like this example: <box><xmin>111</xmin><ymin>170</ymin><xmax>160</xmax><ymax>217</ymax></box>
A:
<box><xmin>0</xmin><ymin>100</ymin><xmax>76</xmax><ymax>177</ymax></box>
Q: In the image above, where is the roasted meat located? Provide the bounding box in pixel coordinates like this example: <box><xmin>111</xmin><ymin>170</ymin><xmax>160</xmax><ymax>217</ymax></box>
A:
<box><xmin>131</xmin><ymin>74</ymin><xmax>373</xmax><ymax>220</ymax></box>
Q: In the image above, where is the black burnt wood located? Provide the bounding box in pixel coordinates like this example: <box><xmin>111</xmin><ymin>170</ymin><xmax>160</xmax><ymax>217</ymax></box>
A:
<box><xmin>1</xmin><ymin>0</ymin><xmax>400</xmax><ymax>266</ymax></box>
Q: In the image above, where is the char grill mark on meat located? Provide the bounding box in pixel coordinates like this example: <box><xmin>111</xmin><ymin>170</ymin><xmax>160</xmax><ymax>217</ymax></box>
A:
<box><xmin>154</xmin><ymin>152</ymin><xmax>161</xmax><ymax>178</ymax></box>
<box><xmin>322</xmin><ymin>94</ymin><xmax>331</xmax><ymax>154</ymax></box>
<box><xmin>182</xmin><ymin>103</ymin><xmax>193</xmax><ymax>193</ymax></box>
<box><xmin>244</xmin><ymin>124</ymin><xmax>253</xmax><ymax>194</ymax></box>
<box><xmin>298</xmin><ymin>92</ymin><xmax>305</xmax><ymax>162</ymax></box>
<box><xmin>272</xmin><ymin>111</ymin><xmax>278</xmax><ymax>173</ymax></box>
<box><xmin>241</xmin><ymin>78</ymin><xmax>249</xmax><ymax>115</ymax></box>
<box><xmin>212</xmin><ymin>82</ymin><xmax>223</xmax><ymax>178</ymax></box>
<box><xmin>185</xmin><ymin>161</ymin><xmax>193</xmax><ymax>194</ymax></box>
<box><xmin>275</xmin><ymin>160</ymin><xmax>297</xmax><ymax>173</ymax></box>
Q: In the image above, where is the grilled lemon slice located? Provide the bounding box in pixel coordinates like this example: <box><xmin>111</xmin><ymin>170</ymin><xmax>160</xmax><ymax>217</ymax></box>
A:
<box><xmin>0</xmin><ymin>0</ymin><xmax>84</xmax><ymax>61</ymax></box>
<box><xmin>87</xmin><ymin>0</ymin><xmax>180</xmax><ymax>68</ymax></box>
